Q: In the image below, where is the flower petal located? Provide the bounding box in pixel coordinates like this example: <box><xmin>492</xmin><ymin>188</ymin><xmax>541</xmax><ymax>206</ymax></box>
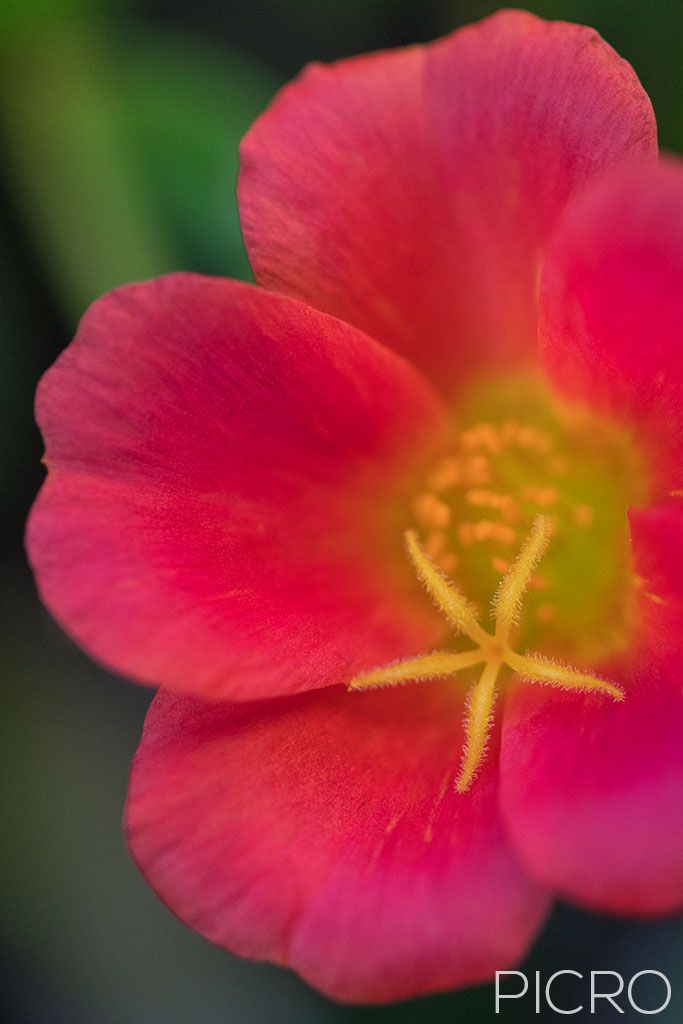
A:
<box><xmin>500</xmin><ymin>664</ymin><xmax>683</xmax><ymax>915</ymax></box>
<box><xmin>531</xmin><ymin>161</ymin><xmax>683</xmax><ymax>909</ymax></box>
<box><xmin>540</xmin><ymin>158</ymin><xmax>683</xmax><ymax>493</ymax></box>
<box><xmin>27</xmin><ymin>274</ymin><xmax>446</xmax><ymax>700</ymax></box>
<box><xmin>126</xmin><ymin>684</ymin><xmax>549</xmax><ymax>1003</ymax></box>
<box><xmin>630</xmin><ymin>499</ymin><xmax>683</xmax><ymax>658</ymax></box>
<box><xmin>239</xmin><ymin>10</ymin><xmax>656</xmax><ymax>390</ymax></box>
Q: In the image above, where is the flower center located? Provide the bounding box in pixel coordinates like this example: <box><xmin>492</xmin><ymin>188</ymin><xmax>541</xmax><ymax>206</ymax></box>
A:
<box><xmin>348</xmin><ymin>376</ymin><xmax>646</xmax><ymax>793</ymax></box>
<box><xmin>410</xmin><ymin>376</ymin><xmax>645</xmax><ymax>662</ymax></box>
<box><xmin>350</xmin><ymin>516</ymin><xmax>624</xmax><ymax>792</ymax></box>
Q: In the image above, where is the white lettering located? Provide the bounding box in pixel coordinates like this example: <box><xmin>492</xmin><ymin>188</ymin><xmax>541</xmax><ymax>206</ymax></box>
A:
<box><xmin>495</xmin><ymin>971</ymin><xmax>528</xmax><ymax>1013</ymax></box>
<box><xmin>493</xmin><ymin>968</ymin><xmax>672</xmax><ymax>1015</ymax></box>
<box><xmin>591</xmin><ymin>971</ymin><xmax>624</xmax><ymax>1013</ymax></box>
<box><xmin>546</xmin><ymin>970</ymin><xmax>583</xmax><ymax>1015</ymax></box>
<box><xmin>628</xmin><ymin>971</ymin><xmax>672</xmax><ymax>1015</ymax></box>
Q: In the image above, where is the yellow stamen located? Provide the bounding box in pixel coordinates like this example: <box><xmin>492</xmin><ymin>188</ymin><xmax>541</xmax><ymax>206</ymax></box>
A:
<box><xmin>506</xmin><ymin>650</ymin><xmax>625</xmax><ymax>702</ymax></box>
<box><xmin>428</xmin><ymin>456</ymin><xmax>461</xmax><ymax>491</ymax></box>
<box><xmin>456</xmin><ymin>658</ymin><xmax>500</xmax><ymax>793</ymax></box>
<box><xmin>549</xmin><ymin>456</ymin><xmax>568</xmax><ymax>475</ymax></box>
<box><xmin>492</xmin><ymin>515</ymin><xmax>550</xmax><ymax>643</ymax></box>
<box><xmin>424</xmin><ymin>530</ymin><xmax>446</xmax><ymax>558</ymax></box>
<box><xmin>465</xmin><ymin>489</ymin><xmax>519</xmax><ymax>522</ymax></box>
<box><xmin>574</xmin><ymin>503</ymin><xmax>594</xmax><ymax>527</ymax></box>
<box><xmin>458</xmin><ymin>520</ymin><xmax>517</xmax><ymax>545</ymax></box>
<box><xmin>404</xmin><ymin>529</ymin><xmax>489</xmax><ymax>645</ymax></box>
<box><xmin>462</xmin><ymin>455</ymin><xmax>491</xmax><ymax>486</ymax></box>
<box><xmin>349</xmin><ymin>649</ymin><xmax>485</xmax><ymax>691</ymax></box>
<box><xmin>536</xmin><ymin>602</ymin><xmax>556</xmax><ymax>623</ymax></box>
<box><xmin>520</xmin><ymin>485</ymin><xmax>560</xmax><ymax>507</ymax></box>
<box><xmin>349</xmin><ymin>516</ymin><xmax>625</xmax><ymax>794</ymax></box>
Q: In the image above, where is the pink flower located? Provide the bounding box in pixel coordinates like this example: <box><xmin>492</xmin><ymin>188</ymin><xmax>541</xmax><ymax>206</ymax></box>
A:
<box><xmin>27</xmin><ymin>9</ymin><xmax>683</xmax><ymax>1004</ymax></box>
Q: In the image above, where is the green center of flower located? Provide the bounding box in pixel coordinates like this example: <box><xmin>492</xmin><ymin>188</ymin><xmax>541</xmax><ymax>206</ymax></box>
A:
<box><xmin>348</xmin><ymin>376</ymin><xmax>646</xmax><ymax>793</ymax></box>
<box><xmin>412</xmin><ymin>375</ymin><xmax>645</xmax><ymax>661</ymax></box>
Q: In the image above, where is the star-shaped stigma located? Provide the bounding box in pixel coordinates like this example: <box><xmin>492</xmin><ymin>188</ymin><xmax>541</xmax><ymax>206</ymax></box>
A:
<box><xmin>349</xmin><ymin>516</ymin><xmax>624</xmax><ymax>793</ymax></box>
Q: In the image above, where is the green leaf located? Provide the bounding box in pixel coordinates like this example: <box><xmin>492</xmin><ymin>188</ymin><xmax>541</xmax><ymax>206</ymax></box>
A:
<box><xmin>118</xmin><ymin>27</ymin><xmax>280</xmax><ymax>279</ymax></box>
<box><xmin>0</xmin><ymin>0</ymin><xmax>127</xmax><ymax>34</ymax></box>
<box><xmin>0</xmin><ymin>19</ymin><xmax>176</xmax><ymax>322</ymax></box>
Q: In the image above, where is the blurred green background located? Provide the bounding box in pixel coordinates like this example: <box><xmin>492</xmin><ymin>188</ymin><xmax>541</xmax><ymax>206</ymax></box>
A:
<box><xmin>2</xmin><ymin>1</ymin><xmax>682</xmax><ymax>1021</ymax></box>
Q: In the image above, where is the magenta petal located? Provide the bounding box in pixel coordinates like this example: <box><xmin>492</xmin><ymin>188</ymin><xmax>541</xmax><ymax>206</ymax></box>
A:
<box><xmin>540</xmin><ymin>158</ymin><xmax>683</xmax><ymax>493</ymax></box>
<box><xmin>28</xmin><ymin>274</ymin><xmax>446</xmax><ymax>700</ymax></box>
<box><xmin>239</xmin><ymin>10</ymin><xmax>656</xmax><ymax>391</ymax></box>
<box><xmin>500</xmin><ymin>669</ymin><xmax>683</xmax><ymax>915</ymax></box>
<box><xmin>126</xmin><ymin>684</ymin><xmax>549</xmax><ymax>1003</ymax></box>
<box><xmin>525</xmin><ymin>159</ymin><xmax>683</xmax><ymax>914</ymax></box>
<box><xmin>630</xmin><ymin>499</ymin><xmax>683</xmax><ymax>658</ymax></box>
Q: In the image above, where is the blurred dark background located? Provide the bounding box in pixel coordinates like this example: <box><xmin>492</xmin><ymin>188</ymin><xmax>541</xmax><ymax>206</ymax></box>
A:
<box><xmin>2</xmin><ymin>1</ymin><xmax>682</xmax><ymax>1021</ymax></box>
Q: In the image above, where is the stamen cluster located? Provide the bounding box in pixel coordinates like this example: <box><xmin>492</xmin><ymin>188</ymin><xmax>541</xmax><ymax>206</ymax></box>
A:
<box><xmin>350</xmin><ymin>516</ymin><xmax>624</xmax><ymax>792</ymax></box>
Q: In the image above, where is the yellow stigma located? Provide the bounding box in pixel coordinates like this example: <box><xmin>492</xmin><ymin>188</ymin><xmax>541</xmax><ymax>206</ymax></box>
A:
<box><xmin>349</xmin><ymin>517</ymin><xmax>624</xmax><ymax>794</ymax></box>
